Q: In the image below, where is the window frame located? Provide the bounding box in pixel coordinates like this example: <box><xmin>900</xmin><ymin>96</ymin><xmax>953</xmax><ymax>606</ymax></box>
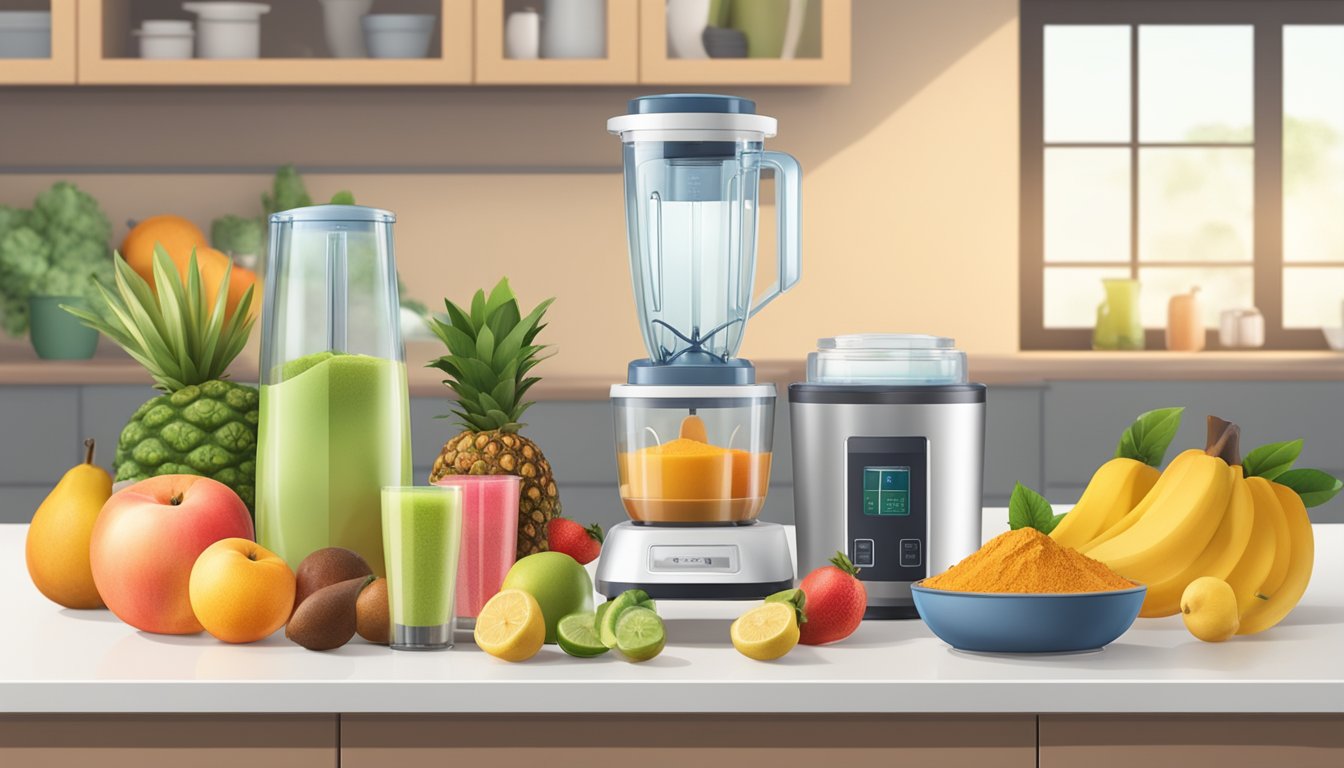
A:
<box><xmin>1021</xmin><ymin>0</ymin><xmax>1344</xmax><ymax>350</ymax></box>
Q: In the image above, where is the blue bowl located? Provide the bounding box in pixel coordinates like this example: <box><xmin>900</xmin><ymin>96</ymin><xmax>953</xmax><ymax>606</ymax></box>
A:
<box><xmin>911</xmin><ymin>582</ymin><xmax>1146</xmax><ymax>653</ymax></box>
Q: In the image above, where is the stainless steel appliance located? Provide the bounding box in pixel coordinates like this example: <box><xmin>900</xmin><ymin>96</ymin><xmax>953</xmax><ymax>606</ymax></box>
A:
<box><xmin>790</xmin><ymin>334</ymin><xmax>985</xmax><ymax>618</ymax></box>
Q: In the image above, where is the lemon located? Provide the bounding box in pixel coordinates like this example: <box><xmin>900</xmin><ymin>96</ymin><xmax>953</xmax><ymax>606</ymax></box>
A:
<box><xmin>1181</xmin><ymin>576</ymin><xmax>1240</xmax><ymax>643</ymax></box>
<box><xmin>474</xmin><ymin>589</ymin><xmax>546</xmax><ymax>662</ymax></box>
<box><xmin>731</xmin><ymin>602</ymin><xmax>799</xmax><ymax>661</ymax></box>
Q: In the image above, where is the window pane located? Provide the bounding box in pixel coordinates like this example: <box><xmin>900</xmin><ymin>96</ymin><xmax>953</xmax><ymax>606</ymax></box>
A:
<box><xmin>1139</xmin><ymin>26</ymin><xmax>1253</xmax><ymax>143</ymax></box>
<box><xmin>1045</xmin><ymin>25</ymin><xmax>1131</xmax><ymax>143</ymax></box>
<box><xmin>1284</xmin><ymin>268</ymin><xmax>1344</xmax><ymax>328</ymax></box>
<box><xmin>1284</xmin><ymin>26</ymin><xmax>1344</xmax><ymax>263</ymax></box>
<box><xmin>1137</xmin><ymin>266</ymin><xmax>1254</xmax><ymax>328</ymax></box>
<box><xmin>1045</xmin><ymin>148</ymin><xmax>1130</xmax><ymax>263</ymax></box>
<box><xmin>1044</xmin><ymin>266</ymin><xmax>1131</xmax><ymax>328</ymax></box>
<box><xmin>1138</xmin><ymin>148</ymin><xmax>1253</xmax><ymax>262</ymax></box>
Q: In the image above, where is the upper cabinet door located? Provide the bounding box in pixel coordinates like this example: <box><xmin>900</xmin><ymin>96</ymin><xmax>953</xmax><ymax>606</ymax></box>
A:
<box><xmin>0</xmin><ymin>0</ymin><xmax>77</xmax><ymax>85</ymax></box>
<box><xmin>475</xmin><ymin>0</ymin><xmax>638</xmax><ymax>84</ymax></box>
<box><xmin>639</xmin><ymin>0</ymin><xmax>850</xmax><ymax>85</ymax></box>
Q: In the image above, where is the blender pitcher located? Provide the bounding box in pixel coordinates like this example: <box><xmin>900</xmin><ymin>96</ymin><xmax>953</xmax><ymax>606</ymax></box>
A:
<box><xmin>608</xmin><ymin>94</ymin><xmax>801</xmax><ymax>371</ymax></box>
<box><xmin>256</xmin><ymin>205</ymin><xmax>412</xmax><ymax>576</ymax></box>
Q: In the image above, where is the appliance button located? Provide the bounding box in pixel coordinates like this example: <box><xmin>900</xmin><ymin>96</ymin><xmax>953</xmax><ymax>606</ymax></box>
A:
<box><xmin>852</xmin><ymin>538</ymin><xmax>875</xmax><ymax>568</ymax></box>
<box><xmin>899</xmin><ymin>539</ymin><xmax>921</xmax><ymax>568</ymax></box>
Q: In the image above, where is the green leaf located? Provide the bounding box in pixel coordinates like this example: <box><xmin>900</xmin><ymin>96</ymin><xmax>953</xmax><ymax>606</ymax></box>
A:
<box><xmin>1275</xmin><ymin>468</ymin><xmax>1343</xmax><ymax>508</ymax></box>
<box><xmin>483</xmin><ymin>277</ymin><xmax>515</xmax><ymax>318</ymax></box>
<box><xmin>1008</xmin><ymin>482</ymin><xmax>1056</xmax><ymax>534</ymax></box>
<box><xmin>475</xmin><ymin>324</ymin><xmax>495</xmax><ymax>367</ymax></box>
<box><xmin>442</xmin><ymin>299</ymin><xmax>475</xmax><ymax>338</ymax></box>
<box><xmin>1114</xmin><ymin>407</ymin><xmax>1184</xmax><ymax>467</ymax></box>
<box><xmin>1242</xmin><ymin>440</ymin><xmax>1303</xmax><ymax>480</ymax></box>
<box><xmin>468</xmin><ymin>287</ymin><xmax>487</xmax><ymax>331</ymax></box>
<box><xmin>1046</xmin><ymin>513</ymin><xmax>1067</xmax><ymax>535</ymax></box>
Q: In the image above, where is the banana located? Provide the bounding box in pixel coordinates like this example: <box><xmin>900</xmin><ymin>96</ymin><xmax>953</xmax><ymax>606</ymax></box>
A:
<box><xmin>1084</xmin><ymin>450</ymin><xmax>1234</xmax><ymax>585</ymax></box>
<box><xmin>1050</xmin><ymin>458</ymin><xmax>1160</xmax><ymax>550</ymax></box>
<box><xmin>1081</xmin><ymin>449</ymin><xmax>1201</xmax><ymax>553</ymax></box>
<box><xmin>1251</xmin><ymin>476</ymin><xmax>1293</xmax><ymax>600</ymax></box>
<box><xmin>1237</xmin><ymin>484</ymin><xmax>1314</xmax><ymax>635</ymax></box>
<box><xmin>1138</xmin><ymin>466</ymin><xmax>1253</xmax><ymax>617</ymax></box>
<box><xmin>1223</xmin><ymin>476</ymin><xmax>1280</xmax><ymax>616</ymax></box>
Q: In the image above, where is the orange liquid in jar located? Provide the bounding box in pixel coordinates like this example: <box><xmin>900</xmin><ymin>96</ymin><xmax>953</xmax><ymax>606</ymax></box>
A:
<box><xmin>619</xmin><ymin>438</ymin><xmax>771</xmax><ymax>523</ymax></box>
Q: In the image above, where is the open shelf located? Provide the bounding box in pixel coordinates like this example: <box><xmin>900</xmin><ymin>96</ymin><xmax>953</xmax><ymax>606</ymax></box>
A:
<box><xmin>475</xmin><ymin>0</ymin><xmax>637</xmax><ymax>85</ymax></box>
<box><xmin>76</xmin><ymin>0</ymin><xmax>472</xmax><ymax>85</ymax></box>
<box><xmin>0</xmin><ymin>0</ymin><xmax>76</xmax><ymax>84</ymax></box>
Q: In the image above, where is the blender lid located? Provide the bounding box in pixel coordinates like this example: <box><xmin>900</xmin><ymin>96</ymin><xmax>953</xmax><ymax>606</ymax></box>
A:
<box><xmin>628</xmin><ymin>356</ymin><xmax>758</xmax><ymax>386</ymax></box>
<box><xmin>807</xmin><ymin>333</ymin><xmax>968</xmax><ymax>386</ymax></box>
<box><xmin>269</xmin><ymin>204</ymin><xmax>395</xmax><ymax>224</ymax></box>
<box><xmin>608</xmin><ymin>93</ymin><xmax>777</xmax><ymax>138</ymax></box>
<box><xmin>611</xmin><ymin>382</ymin><xmax>776</xmax><ymax>405</ymax></box>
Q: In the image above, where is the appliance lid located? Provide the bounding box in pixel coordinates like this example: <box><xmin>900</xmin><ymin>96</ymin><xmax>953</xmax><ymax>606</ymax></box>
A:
<box><xmin>608</xmin><ymin>93</ymin><xmax>777</xmax><ymax>139</ymax></box>
<box><xmin>807</xmin><ymin>333</ymin><xmax>968</xmax><ymax>386</ymax></box>
<box><xmin>611</xmin><ymin>383</ymin><xmax>776</xmax><ymax>406</ymax></box>
<box><xmin>269</xmin><ymin>204</ymin><xmax>395</xmax><ymax>224</ymax></box>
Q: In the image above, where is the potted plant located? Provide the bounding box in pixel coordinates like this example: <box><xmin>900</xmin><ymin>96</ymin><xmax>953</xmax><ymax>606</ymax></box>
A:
<box><xmin>0</xmin><ymin>182</ymin><xmax>113</xmax><ymax>360</ymax></box>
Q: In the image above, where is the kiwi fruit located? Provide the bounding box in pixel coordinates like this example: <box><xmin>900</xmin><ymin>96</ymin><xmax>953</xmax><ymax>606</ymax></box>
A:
<box><xmin>293</xmin><ymin>547</ymin><xmax>372</xmax><ymax>614</ymax></box>
<box><xmin>286</xmin><ymin>575</ymin><xmax>374</xmax><ymax>651</ymax></box>
<box><xmin>356</xmin><ymin>577</ymin><xmax>390</xmax><ymax>645</ymax></box>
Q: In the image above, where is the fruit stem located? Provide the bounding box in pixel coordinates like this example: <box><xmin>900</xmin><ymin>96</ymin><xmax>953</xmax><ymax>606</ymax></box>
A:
<box><xmin>830</xmin><ymin>551</ymin><xmax>860</xmax><ymax>577</ymax></box>
<box><xmin>1205</xmin><ymin>415</ymin><xmax>1241</xmax><ymax>466</ymax></box>
<box><xmin>169</xmin><ymin>492</ymin><xmax>184</xmax><ymax>506</ymax></box>
<box><xmin>586</xmin><ymin>523</ymin><xmax>605</xmax><ymax>544</ymax></box>
<box><xmin>83</xmin><ymin>438</ymin><xmax>95</xmax><ymax>466</ymax></box>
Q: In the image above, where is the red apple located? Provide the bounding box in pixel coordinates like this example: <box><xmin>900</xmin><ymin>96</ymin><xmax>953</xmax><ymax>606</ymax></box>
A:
<box><xmin>90</xmin><ymin>475</ymin><xmax>254</xmax><ymax>634</ymax></box>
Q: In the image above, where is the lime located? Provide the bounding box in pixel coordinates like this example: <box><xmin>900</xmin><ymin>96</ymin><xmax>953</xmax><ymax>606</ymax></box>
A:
<box><xmin>598</xmin><ymin>589</ymin><xmax>648</xmax><ymax>648</ymax></box>
<box><xmin>731</xmin><ymin>602</ymin><xmax>799</xmax><ymax>661</ymax></box>
<box><xmin>474</xmin><ymin>589</ymin><xmax>546</xmax><ymax>662</ymax></box>
<box><xmin>595</xmin><ymin>599</ymin><xmax>613</xmax><ymax>630</ymax></box>
<box><xmin>614</xmin><ymin>606</ymin><xmax>666</xmax><ymax>662</ymax></box>
<box><xmin>557</xmin><ymin>612</ymin><xmax>609</xmax><ymax>658</ymax></box>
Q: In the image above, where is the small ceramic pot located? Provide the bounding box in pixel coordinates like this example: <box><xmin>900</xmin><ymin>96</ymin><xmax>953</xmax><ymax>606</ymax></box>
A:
<box><xmin>182</xmin><ymin>2</ymin><xmax>270</xmax><ymax>60</ymax></box>
<box><xmin>135</xmin><ymin>20</ymin><xmax>194</xmax><ymax>59</ymax></box>
<box><xmin>319</xmin><ymin>0</ymin><xmax>373</xmax><ymax>58</ymax></box>
<box><xmin>29</xmin><ymin>296</ymin><xmax>98</xmax><ymax>361</ymax></box>
<box><xmin>362</xmin><ymin>14</ymin><xmax>436</xmax><ymax>59</ymax></box>
<box><xmin>0</xmin><ymin>11</ymin><xmax>51</xmax><ymax>59</ymax></box>
<box><xmin>505</xmin><ymin>8</ymin><xmax>540</xmax><ymax>60</ymax></box>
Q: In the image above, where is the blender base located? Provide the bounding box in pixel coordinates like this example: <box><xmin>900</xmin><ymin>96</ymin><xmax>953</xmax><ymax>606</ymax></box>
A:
<box><xmin>595</xmin><ymin>520</ymin><xmax>795</xmax><ymax>600</ymax></box>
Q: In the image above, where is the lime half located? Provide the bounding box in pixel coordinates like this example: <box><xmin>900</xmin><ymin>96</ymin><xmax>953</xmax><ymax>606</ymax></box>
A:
<box><xmin>557</xmin><ymin>613</ymin><xmax>609</xmax><ymax>658</ymax></box>
<box><xmin>599</xmin><ymin>589</ymin><xmax>648</xmax><ymax>648</ymax></box>
<box><xmin>615</xmin><ymin>606</ymin><xmax>666</xmax><ymax>662</ymax></box>
<box><xmin>595</xmin><ymin>599</ymin><xmax>613</xmax><ymax>631</ymax></box>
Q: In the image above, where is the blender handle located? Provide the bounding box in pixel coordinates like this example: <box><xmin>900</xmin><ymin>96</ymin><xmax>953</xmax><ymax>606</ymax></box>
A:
<box><xmin>750</xmin><ymin>150</ymin><xmax>802</xmax><ymax>318</ymax></box>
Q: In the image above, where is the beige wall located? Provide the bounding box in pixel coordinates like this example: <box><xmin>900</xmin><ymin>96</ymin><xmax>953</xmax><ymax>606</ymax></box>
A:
<box><xmin>0</xmin><ymin>0</ymin><xmax>1020</xmax><ymax>379</ymax></box>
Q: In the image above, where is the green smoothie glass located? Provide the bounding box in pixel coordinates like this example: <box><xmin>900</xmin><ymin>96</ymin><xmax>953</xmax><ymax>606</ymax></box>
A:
<box><xmin>381</xmin><ymin>486</ymin><xmax>464</xmax><ymax>651</ymax></box>
<box><xmin>256</xmin><ymin>206</ymin><xmax>412</xmax><ymax>577</ymax></box>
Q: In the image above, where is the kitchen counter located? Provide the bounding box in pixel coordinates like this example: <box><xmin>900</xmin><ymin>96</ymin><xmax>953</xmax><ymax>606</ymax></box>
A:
<box><xmin>3</xmin><ymin>511</ymin><xmax>1341</xmax><ymax>716</ymax></box>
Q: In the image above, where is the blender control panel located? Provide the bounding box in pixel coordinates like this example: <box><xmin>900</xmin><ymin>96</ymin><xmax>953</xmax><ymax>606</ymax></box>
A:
<box><xmin>844</xmin><ymin>436</ymin><xmax>928</xmax><ymax>582</ymax></box>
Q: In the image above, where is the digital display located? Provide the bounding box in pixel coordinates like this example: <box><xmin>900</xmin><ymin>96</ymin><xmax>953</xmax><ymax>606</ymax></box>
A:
<box><xmin>649</xmin><ymin>545</ymin><xmax>739</xmax><ymax>573</ymax></box>
<box><xmin>862</xmin><ymin>466</ymin><xmax>910</xmax><ymax>516</ymax></box>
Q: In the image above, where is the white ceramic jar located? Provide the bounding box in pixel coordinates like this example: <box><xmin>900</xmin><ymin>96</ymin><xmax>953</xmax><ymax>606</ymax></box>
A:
<box><xmin>135</xmin><ymin>20</ymin><xmax>194</xmax><ymax>60</ymax></box>
<box><xmin>1218</xmin><ymin>308</ymin><xmax>1265</xmax><ymax>349</ymax></box>
<box><xmin>319</xmin><ymin>0</ymin><xmax>373</xmax><ymax>58</ymax></box>
<box><xmin>0</xmin><ymin>11</ymin><xmax>51</xmax><ymax>59</ymax></box>
<box><xmin>541</xmin><ymin>0</ymin><xmax>604</xmax><ymax>58</ymax></box>
<box><xmin>182</xmin><ymin>2</ymin><xmax>270</xmax><ymax>59</ymax></box>
<box><xmin>505</xmin><ymin>8</ymin><xmax>540</xmax><ymax>59</ymax></box>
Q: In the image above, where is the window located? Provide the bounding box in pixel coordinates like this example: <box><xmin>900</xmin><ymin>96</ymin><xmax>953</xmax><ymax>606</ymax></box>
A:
<box><xmin>1021</xmin><ymin>1</ymin><xmax>1344</xmax><ymax>349</ymax></box>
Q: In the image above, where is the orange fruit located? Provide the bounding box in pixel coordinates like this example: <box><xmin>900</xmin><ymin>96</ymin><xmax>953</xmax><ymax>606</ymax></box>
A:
<box><xmin>120</xmin><ymin>215</ymin><xmax>210</xmax><ymax>285</ymax></box>
<box><xmin>189</xmin><ymin>538</ymin><xmax>296</xmax><ymax>644</ymax></box>
<box><xmin>194</xmin><ymin>246</ymin><xmax>260</xmax><ymax>323</ymax></box>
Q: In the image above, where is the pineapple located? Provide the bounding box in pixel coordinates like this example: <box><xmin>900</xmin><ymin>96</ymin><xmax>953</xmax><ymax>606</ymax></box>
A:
<box><xmin>427</xmin><ymin>278</ymin><xmax>560</xmax><ymax>558</ymax></box>
<box><xmin>65</xmin><ymin>248</ymin><xmax>259</xmax><ymax>511</ymax></box>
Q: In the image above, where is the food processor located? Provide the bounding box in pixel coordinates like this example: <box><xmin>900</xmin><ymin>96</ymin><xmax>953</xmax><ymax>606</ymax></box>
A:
<box><xmin>596</xmin><ymin>94</ymin><xmax>802</xmax><ymax>599</ymax></box>
<box><xmin>255</xmin><ymin>205</ymin><xmax>412</xmax><ymax>576</ymax></box>
<box><xmin>790</xmin><ymin>335</ymin><xmax>985</xmax><ymax>618</ymax></box>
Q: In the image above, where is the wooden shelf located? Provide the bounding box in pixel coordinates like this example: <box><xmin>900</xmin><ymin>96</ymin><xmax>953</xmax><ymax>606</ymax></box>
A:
<box><xmin>0</xmin><ymin>0</ymin><xmax>76</xmax><ymax>85</ymax></box>
<box><xmin>75</xmin><ymin>0</ymin><xmax>472</xmax><ymax>85</ymax></box>
<box><xmin>640</xmin><ymin>0</ymin><xmax>851</xmax><ymax>85</ymax></box>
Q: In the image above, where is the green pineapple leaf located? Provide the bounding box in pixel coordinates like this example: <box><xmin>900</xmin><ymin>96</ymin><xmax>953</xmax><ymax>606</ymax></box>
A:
<box><xmin>468</xmin><ymin>287</ymin><xmax>487</xmax><ymax>331</ymax></box>
<box><xmin>475</xmin><ymin>324</ymin><xmax>496</xmax><ymax>367</ymax></box>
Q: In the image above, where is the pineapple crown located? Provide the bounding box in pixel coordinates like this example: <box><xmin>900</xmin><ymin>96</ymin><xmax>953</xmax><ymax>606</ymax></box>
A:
<box><xmin>428</xmin><ymin>278</ymin><xmax>554</xmax><ymax>434</ymax></box>
<box><xmin>63</xmin><ymin>246</ymin><xmax>256</xmax><ymax>393</ymax></box>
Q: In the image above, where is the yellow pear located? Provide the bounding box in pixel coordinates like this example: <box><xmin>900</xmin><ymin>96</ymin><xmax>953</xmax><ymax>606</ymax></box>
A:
<box><xmin>25</xmin><ymin>439</ymin><xmax>113</xmax><ymax>609</ymax></box>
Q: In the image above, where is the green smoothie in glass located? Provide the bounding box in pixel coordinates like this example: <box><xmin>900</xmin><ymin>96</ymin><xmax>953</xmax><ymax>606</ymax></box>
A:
<box><xmin>382</xmin><ymin>485</ymin><xmax>463</xmax><ymax>650</ymax></box>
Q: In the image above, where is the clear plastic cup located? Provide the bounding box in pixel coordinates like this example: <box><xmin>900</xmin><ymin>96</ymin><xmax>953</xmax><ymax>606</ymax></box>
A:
<box><xmin>433</xmin><ymin>475</ymin><xmax>521</xmax><ymax>628</ymax></box>
<box><xmin>380</xmin><ymin>485</ymin><xmax>463</xmax><ymax>650</ymax></box>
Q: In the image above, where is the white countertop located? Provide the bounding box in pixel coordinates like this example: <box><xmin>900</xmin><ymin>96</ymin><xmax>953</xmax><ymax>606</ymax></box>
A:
<box><xmin>2</xmin><ymin>511</ymin><xmax>1341</xmax><ymax>714</ymax></box>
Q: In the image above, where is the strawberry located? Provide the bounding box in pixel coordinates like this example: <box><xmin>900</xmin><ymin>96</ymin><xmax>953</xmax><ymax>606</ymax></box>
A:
<box><xmin>547</xmin><ymin>517</ymin><xmax>604</xmax><ymax>565</ymax></box>
<box><xmin>797</xmin><ymin>551</ymin><xmax>867</xmax><ymax>645</ymax></box>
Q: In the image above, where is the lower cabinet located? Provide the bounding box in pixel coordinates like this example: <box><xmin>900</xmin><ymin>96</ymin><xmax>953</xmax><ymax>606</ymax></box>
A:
<box><xmin>339</xmin><ymin>714</ymin><xmax>1038</xmax><ymax>768</ymax></box>
<box><xmin>1039</xmin><ymin>715</ymin><xmax>1344</xmax><ymax>768</ymax></box>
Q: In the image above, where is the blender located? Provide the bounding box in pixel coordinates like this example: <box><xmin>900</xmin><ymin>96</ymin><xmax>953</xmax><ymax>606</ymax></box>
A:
<box><xmin>255</xmin><ymin>205</ymin><xmax>412</xmax><ymax>576</ymax></box>
<box><xmin>596</xmin><ymin>94</ymin><xmax>802</xmax><ymax>599</ymax></box>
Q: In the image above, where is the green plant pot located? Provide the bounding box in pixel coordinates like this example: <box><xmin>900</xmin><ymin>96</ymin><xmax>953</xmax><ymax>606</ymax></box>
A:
<box><xmin>29</xmin><ymin>296</ymin><xmax>98</xmax><ymax>360</ymax></box>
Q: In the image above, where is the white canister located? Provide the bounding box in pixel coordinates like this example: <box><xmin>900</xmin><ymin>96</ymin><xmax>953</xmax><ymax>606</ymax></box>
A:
<box><xmin>319</xmin><ymin>0</ymin><xmax>374</xmax><ymax>58</ymax></box>
<box><xmin>135</xmin><ymin>20</ymin><xmax>194</xmax><ymax>60</ymax></box>
<box><xmin>541</xmin><ymin>0</ymin><xmax>605</xmax><ymax>59</ymax></box>
<box><xmin>1219</xmin><ymin>308</ymin><xmax>1265</xmax><ymax>348</ymax></box>
<box><xmin>182</xmin><ymin>2</ymin><xmax>270</xmax><ymax>60</ymax></box>
<box><xmin>505</xmin><ymin>8</ymin><xmax>541</xmax><ymax>59</ymax></box>
<box><xmin>666</xmin><ymin>0</ymin><xmax>710</xmax><ymax>59</ymax></box>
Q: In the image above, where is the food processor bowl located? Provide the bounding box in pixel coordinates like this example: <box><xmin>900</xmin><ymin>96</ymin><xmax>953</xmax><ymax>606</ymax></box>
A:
<box><xmin>612</xmin><ymin>384</ymin><xmax>775</xmax><ymax>524</ymax></box>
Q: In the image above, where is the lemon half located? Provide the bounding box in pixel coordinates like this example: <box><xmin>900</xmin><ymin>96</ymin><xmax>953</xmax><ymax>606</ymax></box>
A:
<box><xmin>731</xmin><ymin>602</ymin><xmax>799</xmax><ymax>661</ymax></box>
<box><xmin>474</xmin><ymin>589</ymin><xmax>546</xmax><ymax>662</ymax></box>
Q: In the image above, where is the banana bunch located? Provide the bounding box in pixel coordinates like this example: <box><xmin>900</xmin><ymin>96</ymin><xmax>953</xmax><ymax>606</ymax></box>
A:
<box><xmin>1055</xmin><ymin>411</ymin><xmax>1337</xmax><ymax>635</ymax></box>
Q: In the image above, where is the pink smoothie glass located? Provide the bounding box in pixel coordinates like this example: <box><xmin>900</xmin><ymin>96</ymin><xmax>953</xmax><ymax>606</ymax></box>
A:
<box><xmin>433</xmin><ymin>475</ymin><xmax>521</xmax><ymax>622</ymax></box>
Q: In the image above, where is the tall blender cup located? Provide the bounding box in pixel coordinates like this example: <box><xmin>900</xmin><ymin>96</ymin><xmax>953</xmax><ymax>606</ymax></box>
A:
<box><xmin>597</xmin><ymin>94</ymin><xmax>803</xmax><ymax>599</ymax></box>
<box><xmin>256</xmin><ymin>205</ymin><xmax>412</xmax><ymax>576</ymax></box>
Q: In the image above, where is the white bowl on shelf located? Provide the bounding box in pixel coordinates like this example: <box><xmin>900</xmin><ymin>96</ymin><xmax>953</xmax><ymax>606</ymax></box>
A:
<box><xmin>1323</xmin><ymin>327</ymin><xmax>1344</xmax><ymax>351</ymax></box>
<box><xmin>0</xmin><ymin>11</ymin><xmax>51</xmax><ymax>59</ymax></box>
<box><xmin>361</xmin><ymin>14</ymin><xmax>435</xmax><ymax>59</ymax></box>
<box><xmin>134</xmin><ymin>20</ymin><xmax>194</xmax><ymax>60</ymax></box>
<box><xmin>182</xmin><ymin>2</ymin><xmax>270</xmax><ymax>59</ymax></box>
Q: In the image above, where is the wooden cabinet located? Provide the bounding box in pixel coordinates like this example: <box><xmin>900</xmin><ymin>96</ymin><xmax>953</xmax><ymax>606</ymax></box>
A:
<box><xmin>0</xmin><ymin>0</ymin><xmax>76</xmax><ymax>84</ymax></box>
<box><xmin>475</xmin><ymin>0</ymin><xmax>638</xmax><ymax>84</ymax></box>
<box><xmin>1039</xmin><ymin>715</ymin><xmax>1344</xmax><ymax>768</ymax></box>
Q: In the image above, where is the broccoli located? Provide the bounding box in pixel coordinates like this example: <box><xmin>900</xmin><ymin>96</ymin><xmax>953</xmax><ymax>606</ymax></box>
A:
<box><xmin>0</xmin><ymin>182</ymin><xmax>112</xmax><ymax>337</ymax></box>
<box><xmin>211</xmin><ymin>214</ymin><xmax>265</xmax><ymax>257</ymax></box>
<box><xmin>262</xmin><ymin>165</ymin><xmax>313</xmax><ymax>215</ymax></box>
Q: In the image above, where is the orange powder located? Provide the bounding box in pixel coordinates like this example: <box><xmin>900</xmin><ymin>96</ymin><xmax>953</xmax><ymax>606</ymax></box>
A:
<box><xmin>922</xmin><ymin>528</ymin><xmax>1135</xmax><ymax>594</ymax></box>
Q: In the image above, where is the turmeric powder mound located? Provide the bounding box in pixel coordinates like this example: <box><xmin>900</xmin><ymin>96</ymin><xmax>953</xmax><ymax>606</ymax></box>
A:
<box><xmin>922</xmin><ymin>528</ymin><xmax>1135</xmax><ymax>594</ymax></box>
